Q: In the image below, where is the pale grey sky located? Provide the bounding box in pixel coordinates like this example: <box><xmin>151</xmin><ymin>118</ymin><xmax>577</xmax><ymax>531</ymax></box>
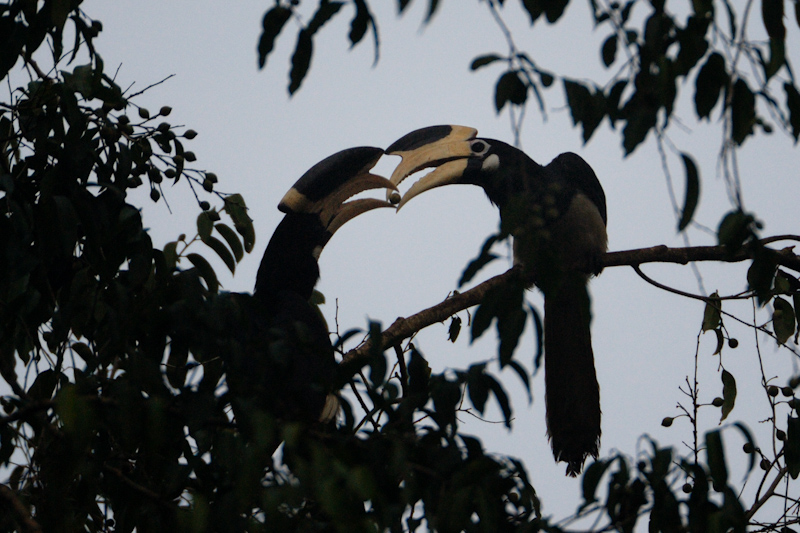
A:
<box><xmin>25</xmin><ymin>0</ymin><xmax>800</xmax><ymax>526</ymax></box>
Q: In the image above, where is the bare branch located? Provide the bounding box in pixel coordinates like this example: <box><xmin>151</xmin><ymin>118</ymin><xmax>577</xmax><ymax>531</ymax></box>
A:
<box><xmin>0</xmin><ymin>483</ymin><xmax>42</xmax><ymax>533</ymax></box>
<box><xmin>342</xmin><ymin>238</ymin><xmax>800</xmax><ymax>369</ymax></box>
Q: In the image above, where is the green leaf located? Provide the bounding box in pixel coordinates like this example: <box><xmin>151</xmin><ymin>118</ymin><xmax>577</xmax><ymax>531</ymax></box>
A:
<box><xmin>731</xmin><ymin>79</ymin><xmax>756</xmax><ymax>145</ymax></box>
<box><xmin>214</xmin><ymin>223</ymin><xmax>244</xmax><ymax>262</ymax></box>
<box><xmin>521</xmin><ymin>0</ymin><xmax>544</xmax><ymax>24</ymax></box>
<box><xmin>720</xmin><ymin>369</ymin><xmax>736</xmax><ymax>422</ymax></box>
<box><xmin>448</xmin><ymin>316</ymin><xmax>461</xmax><ymax>343</ymax></box>
<box><xmin>62</xmin><ymin>63</ymin><xmax>96</xmax><ymax>98</ymax></box>
<box><xmin>187</xmin><ymin>253</ymin><xmax>219</xmax><ymax>293</ymax></box>
<box><xmin>694</xmin><ymin>52</ymin><xmax>727</xmax><ymax>119</ymax></box>
<box><xmin>747</xmin><ymin>248</ymin><xmax>777</xmax><ymax>305</ymax></box>
<box><xmin>28</xmin><ymin>369</ymin><xmax>59</xmax><ymax>400</ymax></box>
<box><xmin>467</xmin><ymin>364</ymin><xmax>489</xmax><ymax>413</ymax></box>
<box><xmin>407</xmin><ymin>346</ymin><xmax>430</xmax><ymax>398</ymax></box>
<box><xmin>581</xmin><ymin>459</ymin><xmax>612</xmax><ymax>508</ymax></box>
<box><xmin>530</xmin><ymin>304</ymin><xmax>544</xmax><ymax>372</ymax></box>
<box><xmin>367</xmin><ymin>321</ymin><xmax>386</xmax><ymax>386</ymax></box>
<box><xmin>307</xmin><ymin>1</ymin><xmax>345</xmax><ymax>35</ymax></box>
<box><xmin>166</xmin><ymin>341</ymin><xmax>189</xmax><ymax>389</ymax></box>
<box><xmin>713</xmin><ymin>327</ymin><xmax>724</xmax><ymax>355</ymax></box>
<box><xmin>784</xmin><ymin>82</ymin><xmax>800</xmax><ymax>142</ymax></box>
<box><xmin>692</xmin><ymin>0</ymin><xmax>714</xmax><ymax>18</ymax></box>
<box><xmin>787</xmin><ymin>416</ymin><xmax>800</xmax><ymax>478</ymax></box>
<box><xmin>543</xmin><ymin>0</ymin><xmax>569</xmax><ymax>23</ymax></box>
<box><xmin>773</xmin><ymin>297</ymin><xmax>796</xmax><ymax>344</ymax></box>
<box><xmin>676</xmin><ymin>15</ymin><xmax>710</xmax><ymax>75</ymax></box>
<box><xmin>605</xmin><ymin>80</ymin><xmax>627</xmax><ymax>123</ymax></box>
<box><xmin>349</xmin><ymin>0</ymin><xmax>376</xmax><ymax>51</ymax></box>
<box><xmin>224</xmin><ymin>194</ymin><xmax>255</xmax><ymax>253</ymax></box>
<box><xmin>494</xmin><ymin>71</ymin><xmax>527</xmax><ymax>112</ymax></box>
<box><xmin>506</xmin><ymin>359</ymin><xmax>532</xmax><ymax>402</ymax></box>
<box><xmin>678</xmin><ymin>153</ymin><xmax>700</xmax><ymax>231</ymax></box>
<box><xmin>761</xmin><ymin>0</ymin><xmax>786</xmax><ymax>41</ymax></box>
<box><xmin>702</xmin><ymin>292</ymin><xmax>721</xmax><ymax>332</ymax></box>
<box><xmin>485</xmin><ymin>372</ymin><xmax>513</xmax><ymax>428</ymax></box>
<box><xmin>197</xmin><ymin>212</ymin><xmax>214</xmax><ymax>242</ymax></box>
<box><xmin>163</xmin><ymin>241</ymin><xmax>179</xmax><ymax>268</ymax></box>
<box><xmin>471</xmin><ymin>281</ymin><xmax>525</xmax><ymax>348</ymax></box>
<box><xmin>732</xmin><ymin>422</ymin><xmax>757</xmax><ymax>476</ymax></box>
<box><xmin>256</xmin><ymin>6</ymin><xmax>291</xmax><ymax>68</ymax></box>
<box><xmin>310</xmin><ymin>289</ymin><xmax>326</xmax><ymax>306</ymax></box>
<box><xmin>601</xmin><ymin>35</ymin><xmax>617</xmax><ymax>67</ymax></box>
<box><xmin>764</xmin><ymin>35</ymin><xmax>785</xmax><ymax>80</ymax></box>
<box><xmin>705</xmin><ymin>430</ymin><xmax>728</xmax><ymax>491</ymax></box>
<box><xmin>793</xmin><ymin>291</ymin><xmax>800</xmax><ymax>333</ymax></box>
<box><xmin>289</xmin><ymin>29</ymin><xmax>313</xmax><ymax>95</ymax></box>
<box><xmin>203</xmin><ymin>235</ymin><xmax>236</xmax><ymax>274</ymax></box>
<box><xmin>796</xmin><ymin>0</ymin><xmax>800</xmax><ymax>30</ymax></box>
<box><xmin>622</xmin><ymin>94</ymin><xmax>658</xmax><ymax>154</ymax></box>
<box><xmin>497</xmin><ymin>300</ymin><xmax>526</xmax><ymax>367</ymax></box>
<box><xmin>472</xmin><ymin>299</ymin><xmax>495</xmax><ymax>341</ymax></box>
<box><xmin>564</xmin><ymin>79</ymin><xmax>606</xmax><ymax>142</ymax></box>
<box><xmin>717</xmin><ymin>209</ymin><xmax>756</xmax><ymax>250</ymax></box>
<box><xmin>424</xmin><ymin>0</ymin><xmax>441</xmax><ymax>23</ymax></box>
<box><xmin>459</xmin><ymin>234</ymin><xmax>499</xmax><ymax>287</ymax></box>
<box><xmin>470</xmin><ymin>54</ymin><xmax>503</xmax><ymax>71</ymax></box>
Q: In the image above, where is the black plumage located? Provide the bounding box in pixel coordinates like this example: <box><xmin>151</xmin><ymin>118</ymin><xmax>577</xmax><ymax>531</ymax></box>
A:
<box><xmin>386</xmin><ymin>126</ymin><xmax>607</xmax><ymax>476</ymax></box>
<box><xmin>224</xmin><ymin>146</ymin><xmax>395</xmax><ymax>424</ymax></box>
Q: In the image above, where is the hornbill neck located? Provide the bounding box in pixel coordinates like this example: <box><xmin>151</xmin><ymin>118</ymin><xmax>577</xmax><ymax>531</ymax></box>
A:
<box><xmin>466</xmin><ymin>140</ymin><xmax>547</xmax><ymax>210</ymax></box>
<box><xmin>254</xmin><ymin>213</ymin><xmax>327</xmax><ymax>302</ymax></box>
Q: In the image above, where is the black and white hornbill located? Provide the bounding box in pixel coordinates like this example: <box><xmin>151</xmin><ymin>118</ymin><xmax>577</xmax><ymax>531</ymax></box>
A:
<box><xmin>386</xmin><ymin>125</ymin><xmax>607</xmax><ymax>476</ymax></box>
<box><xmin>224</xmin><ymin>146</ymin><xmax>395</xmax><ymax>424</ymax></box>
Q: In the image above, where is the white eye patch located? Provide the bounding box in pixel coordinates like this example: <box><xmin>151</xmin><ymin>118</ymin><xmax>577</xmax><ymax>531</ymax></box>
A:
<box><xmin>481</xmin><ymin>153</ymin><xmax>500</xmax><ymax>172</ymax></box>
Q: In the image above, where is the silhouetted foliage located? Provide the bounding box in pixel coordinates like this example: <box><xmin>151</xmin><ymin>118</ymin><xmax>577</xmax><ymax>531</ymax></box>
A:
<box><xmin>2</xmin><ymin>1</ymin><xmax>799</xmax><ymax>532</ymax></box>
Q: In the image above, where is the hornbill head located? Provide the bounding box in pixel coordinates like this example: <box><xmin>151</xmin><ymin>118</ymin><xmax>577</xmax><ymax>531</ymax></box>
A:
<box><xmin>386</xmin><ymin>125</ymin><xmax>607</xmax><ymax>275</ymax></box>
<box><xmin>256</xmin><ymin>146</ymin><xmax>396</xmax><ymax>299</ymax></box>
<box><xmin>279</xmin><ymin>146</ymin><xmax>397</xmax><ymax>248</ymax></box>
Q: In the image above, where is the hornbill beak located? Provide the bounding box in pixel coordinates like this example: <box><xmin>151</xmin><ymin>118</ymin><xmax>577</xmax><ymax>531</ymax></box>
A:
<box><xmin>278</xmin><ymin>146</ymin><xmax>397</xmax><ymax>235</ymax></box>
<box><xmin>386</xmin><ymin>125</ymin><xmax>478</xmax><ymax>209</ymax></box>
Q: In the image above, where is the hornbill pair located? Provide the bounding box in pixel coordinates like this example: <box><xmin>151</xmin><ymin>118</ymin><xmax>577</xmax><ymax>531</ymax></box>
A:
<box><xmin>236</xmin><ymin>125</ymin><xmax>606</xmax><ymax>476</ymax></box>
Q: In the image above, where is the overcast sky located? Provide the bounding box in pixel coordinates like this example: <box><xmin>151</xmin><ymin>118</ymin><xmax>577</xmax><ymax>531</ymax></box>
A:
<box><xmin>26</xmin><ymin>0</ymin><xmax>800</xmax><ymax>525</ymax></box>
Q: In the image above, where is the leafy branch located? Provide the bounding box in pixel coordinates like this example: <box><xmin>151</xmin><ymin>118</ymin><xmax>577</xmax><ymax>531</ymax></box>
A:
<box><xmin>344</xmin><ymin>236</ymin><xmax>800</xmax><ymax>368</ymax></box>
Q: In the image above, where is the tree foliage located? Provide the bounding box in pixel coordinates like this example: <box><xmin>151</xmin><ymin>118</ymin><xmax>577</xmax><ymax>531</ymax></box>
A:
<box><xmin>1</xmin><ymin>0</ymin><xmax>800</xmax><ymax>532</ymax></box>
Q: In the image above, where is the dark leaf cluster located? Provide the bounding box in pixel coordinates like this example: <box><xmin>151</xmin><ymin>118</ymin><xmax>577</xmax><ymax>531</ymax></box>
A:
<box><xmin>3</xmin><ymin>1</ymin><xmax>800</xmax><ymax>531</ymax></box>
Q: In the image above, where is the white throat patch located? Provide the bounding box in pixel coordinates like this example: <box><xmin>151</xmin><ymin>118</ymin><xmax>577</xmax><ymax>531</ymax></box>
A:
<box><xmin>481</xmin><ymin>154</ymin><xmax>500</xmax><ymax>172</ymax></box>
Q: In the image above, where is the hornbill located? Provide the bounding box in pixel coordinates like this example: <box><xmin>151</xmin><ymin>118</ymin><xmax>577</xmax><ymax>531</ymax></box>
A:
<box><xmin>223</xmin><ymin>146</ymin><xmax>395</xmax><ymax>424</ymax></box>
<box><xmin>386</xmin><ymin>125</ymin><xmax>607</xmax><ymax>476</ymax></box>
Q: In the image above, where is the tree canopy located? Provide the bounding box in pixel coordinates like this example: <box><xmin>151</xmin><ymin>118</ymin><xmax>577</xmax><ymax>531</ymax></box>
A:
<box><xmin>1</xmin><ymin>0</ymin><xmax>799</xmax><ymax>531</ymax></box>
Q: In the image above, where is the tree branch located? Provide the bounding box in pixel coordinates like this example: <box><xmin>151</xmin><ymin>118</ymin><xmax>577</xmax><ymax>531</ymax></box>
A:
<box><xmin>0</xmin><ymin>484</ymin><xmax>42</xmax><ymax>533</ymax></box>
<box><xmin>342</xmin><ymin>238</ymin><xmax>800</xmax><ymax>369</ymax></box>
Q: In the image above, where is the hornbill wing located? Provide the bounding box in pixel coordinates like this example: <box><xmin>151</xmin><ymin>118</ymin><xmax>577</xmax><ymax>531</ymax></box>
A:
<box><xmin>386</xmin><ymin>126</ymin><xmax>607</xmax><ymax>476</ymax></box>
<box><xmin>229</xmin><ymin>146</ymin><xmax>395</xmax><ymax>424</ymax></box>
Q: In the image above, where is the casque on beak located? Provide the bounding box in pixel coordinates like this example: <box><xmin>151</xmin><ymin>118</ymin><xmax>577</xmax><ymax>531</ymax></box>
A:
<box><xmin>278</xmin><ymin>147</ymin><xmax>397</xmax><ymax>235</ymax></box>
<box><xmin>385</xmin><ymin>125</ymin><xmax>478</xmax><ymax>209</ymax></box>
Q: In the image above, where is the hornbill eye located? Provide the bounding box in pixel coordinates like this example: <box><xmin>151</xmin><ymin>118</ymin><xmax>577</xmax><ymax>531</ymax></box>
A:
<box><xmin>470</xmin><ymin>140</ymin><xmax>489</xmax><ymax>155</ymax></box>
